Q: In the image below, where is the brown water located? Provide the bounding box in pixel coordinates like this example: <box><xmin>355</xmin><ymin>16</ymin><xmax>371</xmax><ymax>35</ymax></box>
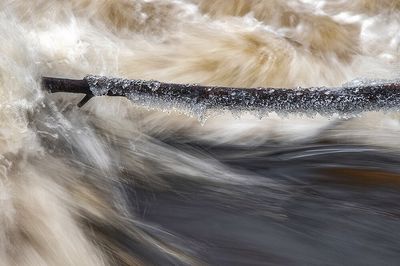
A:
<box><xmin>2</xmin><ymin>0</ymin><xmax>400</xmax><ymax>265</ymax></box>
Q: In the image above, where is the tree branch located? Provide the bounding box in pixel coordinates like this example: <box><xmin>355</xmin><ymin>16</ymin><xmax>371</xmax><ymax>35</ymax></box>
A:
<box><xmin>42</xmin><ymin>75</ymin><xmax>400</xmax><ymax>117</ymax></box>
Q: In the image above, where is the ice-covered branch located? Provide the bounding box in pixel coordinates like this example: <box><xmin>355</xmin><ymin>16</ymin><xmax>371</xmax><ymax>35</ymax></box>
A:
<box><xmin>42</xmin><ymin>75</ymin><xmax>400</xmax><ymax>122</ymax></box>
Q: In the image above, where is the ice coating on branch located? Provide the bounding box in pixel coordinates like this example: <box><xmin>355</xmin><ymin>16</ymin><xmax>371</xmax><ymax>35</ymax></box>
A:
<box><xmin>85</xmin><ymin>75</ymin><xmax>209</xmax><ymax>122</ymax></box>
<box><xmin>84</xmin><ymin>75</ymin><xmax>400</xmax><ymax>124</ymax></box>
<box><xmin>85</xmin><ymin>75</ymin><xmax>111</xmax><ymax>96</ymax></box>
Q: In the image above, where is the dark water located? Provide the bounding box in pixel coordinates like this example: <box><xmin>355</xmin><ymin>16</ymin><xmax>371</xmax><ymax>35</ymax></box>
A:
<box><xmin>35</xmin><ymin>102</ymin><xmax>400</xmax><ymax>265</ymax></box>
<box><xmin>128</xmin><ymin>140</ymin><xmax>400</xmax><ymax>265</ymax></box>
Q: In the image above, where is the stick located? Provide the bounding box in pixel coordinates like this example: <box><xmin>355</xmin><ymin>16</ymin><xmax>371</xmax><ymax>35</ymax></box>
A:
<box><xmin>42</xmin><ymin>75</ymin><xmax>400</xmax><ymax>118</ymax></box>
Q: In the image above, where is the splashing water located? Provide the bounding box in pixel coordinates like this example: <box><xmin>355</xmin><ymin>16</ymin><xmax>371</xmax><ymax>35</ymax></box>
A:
<box><xmin>3</xmin><ymin>0</ymin><xmax>400</xmax><ymax>265</ymax></box>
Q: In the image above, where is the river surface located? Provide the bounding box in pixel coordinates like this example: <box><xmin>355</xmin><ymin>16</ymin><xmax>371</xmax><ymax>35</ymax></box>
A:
<box><xmin>126</xmin><ymin>138</ymin><xmax>400</xmax><ymax>265</ymax></box>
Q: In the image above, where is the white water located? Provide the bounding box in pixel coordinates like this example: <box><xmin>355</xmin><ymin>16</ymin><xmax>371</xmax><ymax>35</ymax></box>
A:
<box><xmin>1</xmin><ymin>0</ymin><xmax>400</xmax><ymax>265</ymax></box>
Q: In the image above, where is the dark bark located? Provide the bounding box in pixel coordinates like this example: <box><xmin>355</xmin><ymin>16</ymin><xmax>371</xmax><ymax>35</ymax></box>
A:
<box><xmin>42</xmin><ymin>76</ymin><xmax>400</xmax><ymax>115</ymax></box>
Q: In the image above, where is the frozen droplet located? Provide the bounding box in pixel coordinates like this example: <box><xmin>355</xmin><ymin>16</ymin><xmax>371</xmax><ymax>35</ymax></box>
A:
<box><xmin>147</xmin><ymin>80</ymin><xmax>161</xmax><ymax>92</ymax></box>
<box><xmin>128</xmin><ymin>93</ymin><xmax>140</xmax><ymax>101</ymax></box>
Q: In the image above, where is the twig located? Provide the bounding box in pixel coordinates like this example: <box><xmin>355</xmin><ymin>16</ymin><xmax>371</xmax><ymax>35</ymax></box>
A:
<box><xmin>42</xmin><ymin>75</ymin><xmax>400</xmax><ymax>117</ymax></box>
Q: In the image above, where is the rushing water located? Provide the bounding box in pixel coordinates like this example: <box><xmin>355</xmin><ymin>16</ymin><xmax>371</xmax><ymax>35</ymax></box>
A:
<box><xmin>2</xmin><ymin>0</ymin><xmax>400</xmax><ymax>265</ymax></box>
<box><xmin>123</xmin><ymin>138</ymin><xmax>400</xmax><ymax>265</ymax></box>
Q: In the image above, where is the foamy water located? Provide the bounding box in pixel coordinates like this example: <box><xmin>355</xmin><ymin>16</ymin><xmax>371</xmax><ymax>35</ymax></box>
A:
<box><xmin>1</xmin><ymin>0</ymin><xmax>400</xmax><ymax>265</ymax></box>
